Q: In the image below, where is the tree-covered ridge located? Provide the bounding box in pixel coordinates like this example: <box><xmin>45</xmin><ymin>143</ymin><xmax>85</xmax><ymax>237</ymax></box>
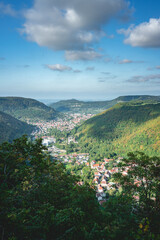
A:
<box><xmin>0</xmin><ymin>111</ymin><xmax>35</xmax><ymax>143</ymax></box>
<box><xmin>0</xmin><ymin>137</ymin><xmax>160</xmax><ymax>239</ymax></box>
<box><xmin>75</xmin><ymin>102</ymin><xmax>160</xmax><ymax>157</ymax></box>
<box><xmin>0</xmin><ymin>97</ymin><xmax>57</xmax><ymax>121</ymax></box>
<box><xmin>50</xmin><ymin>95</ymin><xmax>160</xmax><ymax>114</ymax></box>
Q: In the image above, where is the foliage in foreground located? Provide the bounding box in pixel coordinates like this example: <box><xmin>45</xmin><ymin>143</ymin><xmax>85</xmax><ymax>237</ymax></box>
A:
<box><xmin>0</xmin><ymin>136</ymin><xmax>102</xmax><ymax>240</ymax></box>
<box><xmin>0</xmin><ymin>137</ymin><xmax>160</xmax><ymax>239</ymax></box>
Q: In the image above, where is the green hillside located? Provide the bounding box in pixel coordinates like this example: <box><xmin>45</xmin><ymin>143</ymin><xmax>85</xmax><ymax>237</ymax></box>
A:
<box><xmin>0</xmin><ymin>111</ymin><xmax>35</xmax><ymax>143</ymax></box>
<box><xmin>75</xmin><ymin>102</ymin><xmax>160</xmax><ymax>157</ymax></box>
<box><xmin>50</xmin><ymin>95</ymin><xmax>160</xmax><ymax>114</ymax></box>
<box><xmin>0</xmin><ymin>97</ymin><xmax>57</xmax><ymax>121</ymax></box>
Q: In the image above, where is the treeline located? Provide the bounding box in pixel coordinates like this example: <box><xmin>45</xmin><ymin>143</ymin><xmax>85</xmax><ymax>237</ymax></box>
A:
<box><xmin>0</xmin><ymin>136</ymin><xmax>160</xmax><ymax>239</ymax></box>
<box><xmin>50</xmin><ymin>95</ymin><xmax>160</xmax><ymax>114</ymax></box>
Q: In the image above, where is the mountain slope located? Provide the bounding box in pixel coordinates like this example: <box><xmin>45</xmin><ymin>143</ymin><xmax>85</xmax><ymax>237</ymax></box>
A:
<box><xmin>50</xmin><ymin>95</ymin><xmax>160</xmax><ymax>114</ymax></box>
<box><xmin>0</xmin><ymin>111</ymin><xmax>35</xmax><ymax>143</ymax></box>
<box><xmin>0</xmin><ymin>97</ymin><xmax>57</xmax><ymax>121</ymax></box>
<box><xmin>75</xmin><ymin>102</ymin><xmax>160</xmax><ymax>157</ymax></box>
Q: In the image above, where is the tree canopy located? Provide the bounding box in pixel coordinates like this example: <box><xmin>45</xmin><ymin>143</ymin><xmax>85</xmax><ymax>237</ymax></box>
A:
<box><xmin>0</xmin><ymin>137</ymin><xmax>159</xmax><ymax>240</ymax></box>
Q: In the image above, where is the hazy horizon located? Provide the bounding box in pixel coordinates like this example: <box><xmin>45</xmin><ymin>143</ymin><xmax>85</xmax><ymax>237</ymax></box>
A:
<box><xmin>1</xmin><ymin>93</ymin><xmax>160</xmax><ymax>105</ymax></box>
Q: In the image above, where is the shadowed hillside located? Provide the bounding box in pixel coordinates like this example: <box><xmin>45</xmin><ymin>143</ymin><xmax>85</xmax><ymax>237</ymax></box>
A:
<box><xmin>0</xmin><ymin>97</ymin><xmax>58</xmax><ymax>121</ymax></box>
<box><xmin>0</xmin><ymin>111</ymin><xmax>35</xmax><ymax>143</ymax></box>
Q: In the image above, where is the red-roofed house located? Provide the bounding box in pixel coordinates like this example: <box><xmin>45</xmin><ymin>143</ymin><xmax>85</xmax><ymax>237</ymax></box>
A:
<box><xmin>101</xmin><ymin>179</ymin><xmax>107</xmax><ymax>187</ymax></box>
<box><xmin>92</xmin><ymin>164</ymin><xmax>99</xmax><ymax>169</ymax></box>
<box><xmin>98</xmin><ymin>185</ymin><xmax>103</xmax><ymax>193</ymax></box>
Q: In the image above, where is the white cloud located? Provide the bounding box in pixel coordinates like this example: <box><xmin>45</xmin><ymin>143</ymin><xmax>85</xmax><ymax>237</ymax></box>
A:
<box><xmin>119</xmin><ymin>59</ymin><xmax>144</xmax><ymax>64</ymax></box>
<box><xmin>119</xmin><ymin>59</ymin><xmax>133</xmax><ymax>64</ymax></box>
<box><xmin>45</xmin><ymin>64</ymin><xmax>72</xmax><ymax>72</ymax></box>
<box><xmin>118</xmin><ymin>18</ymin><xmax>160</xmax><ymax>48</ymax></box>
<box><xmin>65</xmin><ymin>50</ymin><xmax>102</xmax><ymax>61</ymax></box>
<box><xmin>21</xmin><ymin>0</ymin><xmax>131</xmax><ymax>52</ymax></box>
<box><xmin>127</xmin><ymin>74</ymin><xmax>160</xmax><ymax>83</ymax></box>
<box><xmin>0</xmin><ymin>2</ymin><xmax>17</xmax><ymax>17</ymax></box>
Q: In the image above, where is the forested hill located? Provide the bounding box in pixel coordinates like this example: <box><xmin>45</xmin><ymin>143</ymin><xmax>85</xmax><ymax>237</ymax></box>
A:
<box><xmin>0</xmin><ymin>97</ymin><xmax>58</xmax><ymax>121</ymax></box>
<box><xmin>0</xmin><ymin>111</ymin><xmax>35</xmax><ymax>143</ymax></box>
<box><xmin>75</xmin><ymin>102</ymin><xmax>160</xmax><ymax>157</ymax></box>
<box><xmin>50</xmin><ymin>95</ymin><xmax>160</xmax><ymax>114</ymax></box>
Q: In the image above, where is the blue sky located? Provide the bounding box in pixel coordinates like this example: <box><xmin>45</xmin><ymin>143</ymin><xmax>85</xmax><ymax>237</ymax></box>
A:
<box><xmin>0</xmin><ymin>0</ymin><xmax>160</xmax><ymax>100</ymax></box>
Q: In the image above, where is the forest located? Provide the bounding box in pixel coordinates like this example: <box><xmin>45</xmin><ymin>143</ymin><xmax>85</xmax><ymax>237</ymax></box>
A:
<box><xmin>0</xmin><ymin>97</ymin><xmax>57</xmax><ymax>121</ymax></box>
<box><xmin>75</xmin><ymin>102</ymin><xmax>160</xmax><ymax>158</ymax></box>
<box><xmin>0</xmin><ymin>136</ymin><xmax>160</xmax><ymax>240</ymax></box>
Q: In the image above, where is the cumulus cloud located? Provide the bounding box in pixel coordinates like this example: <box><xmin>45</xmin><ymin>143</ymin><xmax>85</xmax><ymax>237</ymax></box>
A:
<box><xmin>0</xmin><ymin>2</ymin><xmax>17</xmax><ymax>17</ymax></box>
<box><xmin>118</xmin><ymin>18</ymin><xmax>160</xmax><ymax>48</ymax></box>
<box><xmin>65</xmin><ymin>50</ymin><xmax>102</xmax><ymax>61</ymax></box>
<box><xmin>45</xmin><ymin>64</ymin><xmax>72</xmax><ymax>72</ymax></box>
<box><xmin>127</xmin><ymin>74</ymin><xmax>160</xmax><ymax>83</ymax></box>
<box><xmin>21</xmin><ymin>0</ymin><xmax>131</xmax><ymax>53</ymax></box>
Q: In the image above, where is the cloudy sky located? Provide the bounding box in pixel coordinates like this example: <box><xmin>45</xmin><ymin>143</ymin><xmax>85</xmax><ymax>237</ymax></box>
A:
<box><xmin>0</xmin><ymin>0</ymin><xmax>160</xmax><ymax>100</ymax></box>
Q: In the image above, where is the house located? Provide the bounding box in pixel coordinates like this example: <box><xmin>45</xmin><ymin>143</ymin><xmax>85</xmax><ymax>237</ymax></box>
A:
<box><xmin>92</xmin><ymin>164</ymin><xmax>99</xmax><ymax>169</ymax></box>
<box><xmin>97</xmin><ymin>185</ymin><xmax>103</xmax><ymax>193</ymax></box>
<box><xmin>98</xmin><ymin>196</ymin><xmax>103</xmax><ymax>201</ymax></box>
<box><xmin>93</xmin><ymin>178</ymin><xmax>99</xmax><ymax>184</ymax></box>
<box><xmin>104</xmin><ymin>158</ymin><xmax>114</xmax><ymax>162</ymax></box>
<box><xmin>77</xmin><ymin>181</ymin><xmax>83</xmax><ymax>186</ymax></box>
<box><xmin>94</xmin><ymin>172</ymin><xmax>101</xmax><ymax>176</ymax></box>
<box><xmin>91</xmin><ymin>160</ymin><xmax>96</xmax><ymax>167</ymax></box>
<box><xmin>101</xmin><ymin>179</ymin><xmax>107</xmax><ymax>187</ymax></box>
<box><xmin>122</xmin><ymin>171</ymin><xmax>128</xmax><ymax>176</ymax></box>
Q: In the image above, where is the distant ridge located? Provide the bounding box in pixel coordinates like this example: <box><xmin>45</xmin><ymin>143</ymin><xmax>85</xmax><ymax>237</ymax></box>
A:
<box><xmin>0</xmin><ymin>97</ymin><xmax>58</xmax><ymax>121</ymax></box>
<box><xmin>50</xmin><ymin>95</ymin><xmax>160</xmax><ymax>114</ymax></box>
<box><xmin>0</xmin><ymin>111</ymin><xmax>35</xmax><ymax>143</ymax></box>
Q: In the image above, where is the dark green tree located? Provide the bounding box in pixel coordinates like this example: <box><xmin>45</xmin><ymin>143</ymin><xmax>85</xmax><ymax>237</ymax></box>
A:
<box><xmin>0</xmin><ymin>136</ymin><xmax>103</xmax><ymax>240</ymax></box>
<box><xmin>114</xmin><ymin>152</ymin><xmax>160</xmax><ymax>239</ymax></box>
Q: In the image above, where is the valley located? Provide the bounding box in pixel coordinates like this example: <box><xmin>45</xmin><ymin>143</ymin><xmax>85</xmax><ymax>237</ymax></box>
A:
<box><xmin>0</xmin><ymin>95</ymin><xmax>160</xmax><ymax>239</ymax></box>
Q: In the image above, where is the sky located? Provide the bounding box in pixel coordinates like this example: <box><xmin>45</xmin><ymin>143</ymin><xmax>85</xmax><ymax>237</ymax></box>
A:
<box><xmin>0</xmin><ymin>0</ymin><xmax>160</xmax><ymax>101</ymax></box>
